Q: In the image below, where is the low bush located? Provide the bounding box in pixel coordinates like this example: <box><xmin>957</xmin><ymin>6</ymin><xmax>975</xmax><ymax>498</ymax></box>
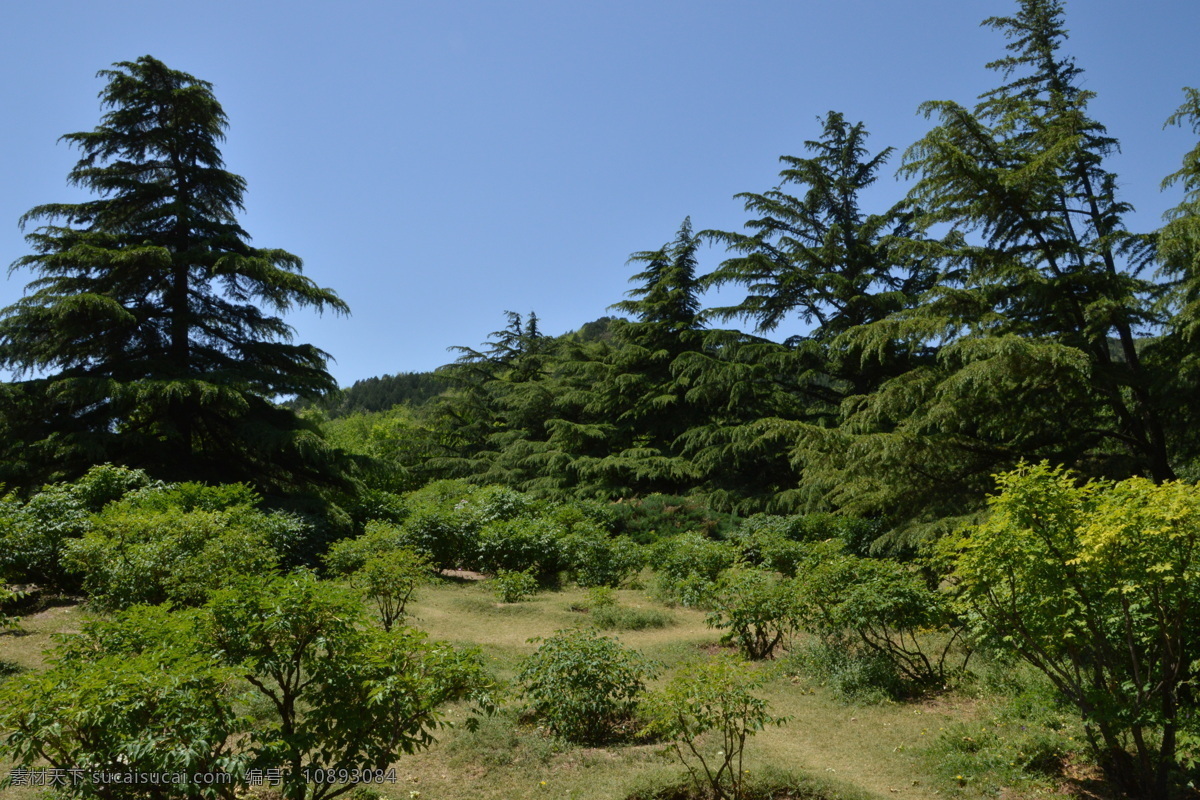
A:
<box><xmin>593</xmin><ymin>604</ymin><xmax>672</xmax><ymax>631</ymax></box>
<box><xmin>641</xmin><ymin>655</ymin><xmax>786</xmax><ymax>800</ymax></box>
<box><xmin>0</xmin><ymin>464</ymin><xmax>152</xmax><ymax>591</ymax></box>
<box><xmin>0</xmin><ymin>583</ymin><xmax>25</xmax><ymax>633</ymax></box>
<box><xmin>707</xmin><ymin>568</ymin><xmax>799</xmax><ymax>660</ymax></box>
<box><xmin>493</xmin><ymin>569</ymin><xmax>540</xmax><ymax>603</ymax></box>
<box><xmin>793</xmin><ymin>545</ymin><xmax>968</xmax><ymax>695</ymax></box>
<box><xmin>475</xmin><ymin>517</ymin><xmax>567</xmax><ymax>581</ymax></box>
<box><xmin>353</xmin><ymin>548</ymin><xmax>434</xmax><ymax>630</ymax></box>
<box><xmin>63</xmin><ymin>505</ymin><xmax>280</xmax><ymax>610</ymax></box>
<box><xmin>323</xmin><ymin>520</ymin><xmax>409</xmax><ymax>575</ymax></box>
<box><xmin>563</xmin><ymin>530</ymin><xmax>643</xmax><ymax>587</ymax></box>
<box><xmin>785</xmin><ymin>638</ymin><xmax>908</xmax><ymax>703</ymax></box>
<box><xmin>649</xmin><ymin>533</ymin><xmax>738</xmax><ymax>607</ymax></box>
<box><xmin>517</xmin><ymin>628</ymin><xmax>658</xmax><ymax>744</ymax></box>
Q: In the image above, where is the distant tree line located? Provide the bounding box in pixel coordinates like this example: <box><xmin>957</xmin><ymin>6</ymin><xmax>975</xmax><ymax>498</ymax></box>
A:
<box><xmin>288</xmin><ymin>371</ymin><xmax>451</xmax><ymax>418</ymax></box>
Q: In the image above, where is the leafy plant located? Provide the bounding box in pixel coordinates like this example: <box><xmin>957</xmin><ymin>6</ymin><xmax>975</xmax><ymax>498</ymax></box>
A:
<box><xmin>206</xmin><ymin>571</ymin><xmax>490</xmax><ymax>800</ymax></box>
<box><xmin>516</xmin><ymin>628</ymin><xmax>658</xmax><ymax>744</ymax></box>
<box><xmin>0</xmin><ymin>605</ymin><xmax>246</xmax><ymax>800</ymax></box>
<box><xmin>641</xmin><ymin>656</ymin><xmax>786</xmax><ymax>800</ymax></box>
<box><xmin>474</xmin><ymin>517</ymin><xmax>567</xmax><ymax>581</ymax></box>
<box><xmin>492</xmin><ymin>568</ymin><xmax>540</xmax><ymax>603</ymax></box>
<box><xmin>942</xmin><ymin>462</ymin><xmax>1200</xmax><ymax>798</ymax></box>
<box><xmin>649</xmin><ymin>533</ymin><xmax>738</xmax><ymax>607</ymax></box>
<box><xmin>63</xmin><ymin>505</ymin><xmax>280</xmax><ymax>610</ymax></box>
<box><xmin>562</xmin><ymin>531</ymin><xmax>643</xmax><ymax>587</ymax></box>
<box><xmin>352</xmin><ymin>548</ymin><xmax>434</xmax><ymax>631</ymax></box>
<box><xmin>0</xmin><ymin>583</ymin><xmax>27</xmax><ymax>633</ymax></box>
<box><xmin>706</xmin><ymin>567</ymin><xmax>799</xmax><ymax>660</ymax></box>
<box><xmin>0</xmin><ymin>464</ymin><xmax>150</xmax><ymax>590</ymax></box>
<box><xmin>793</xmin><ymin>541</ymin><xmax>967</xmax><ymax>694</ymax></box>
<box><xmin>323</xmin><ymin>520</ymin><xmax>409</xmax><ymax>576</ymax></box>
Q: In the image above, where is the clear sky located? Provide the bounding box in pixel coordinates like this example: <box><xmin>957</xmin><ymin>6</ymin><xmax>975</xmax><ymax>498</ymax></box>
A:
<box><xmin>2</xmin><ymin>1</ymin><xmax>1197</xmax><ymax>387</ymax></box>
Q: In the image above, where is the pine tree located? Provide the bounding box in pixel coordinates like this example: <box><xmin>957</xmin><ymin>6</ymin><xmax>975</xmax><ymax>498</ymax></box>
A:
<box><xmin>704</xmin><ymin>111</ymin><xmax>935</xmax><ymax>405</ymax></box>
<box><xmin>0</xmin><ymin>56</ymin><xmax>350</xmax><ymax>492</ymax></box>
<box><xmin>893</xmin><ymin>0</ymin><xmax>1167</xmax><ymax>477</ymax></box>
<box><xmin>809</xmin><ymin>0</ymin><xmax>1174</xmax><ymax>542</ymax></box>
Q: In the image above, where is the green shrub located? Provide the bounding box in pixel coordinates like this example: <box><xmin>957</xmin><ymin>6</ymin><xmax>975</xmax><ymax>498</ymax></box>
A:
<box><xmin>460</xmin><ymin>485</ymin><xmax>543</xmax><ymax>524</ymax></box>
<box><xmin>396</xmin><ymin>503</ymin><xmax>475</xmax><ymax>570</ymax></box>
<box><xmin>345</xmin><ymin>486</ymin><xmax>410</xmax><ymax>527</ymax></box>
<box><xmin>0</xmin><ymin>464</ymin><xmax>150</xmax><ymax>590</ymax></box>
<box><xmin>588</xmin><ymin>586</ymin><xmax>617</xmax><ymax>609</ymax></box>
<box><xmin>475</xmin><ymin>517</ymin><xmax>567</xmax><ymax>581</ymax></box>
<box><xmin>0</xmin><ymin>583</ymin><xmax>26</xmax><ymax>633</ymax></box>
<box><xmin>546</xmin><ymin>499</ymin><xmax>621</xmax><ymax>535</ymax></box>
<box><xmin>517</xmin><ymin>628</ymin><xmax>658</xmax><ymax>744</ymax></box>
<box><xmin>794</xmin><ymin>544</ymin><xmax>967</xmax><ymax>695</ymax></box>
<box><xmin>706</xmin><ymin>567</ymin><xmax>799</xmax><ymax>660</ymax></box>
<box><xmin>493</xmin><ymin>568</ymin><xmax>540</xmax><ymax>603</ymax></box>
<box><xmin>0</xmin><ymin>605</ymin><xmax>245</xmax><ymax>799</ymax></box>
<box><xmin>649</xmin><ymin>533</ymin><xmax>738</xmax><ymax>607</ymax></box>
<box><xmin>563</xmin><ymin>531</ymin><xmax>643</xmax><ymax>587</ymax></box>
<box><xmin>353</xmin><ymin>548</ymin><xmax>434</xmax><ymax>631</ymax></box>
<box><xmin>943</xmin><ymin>464</ymin><xmax>1200</xmax><ymax>796</ymax></box>
<box><xmin>323</xmin><ymin>520</ymin><xmax>409</xmax><ymax>575</ymax></box>
<box><xmin>119</xmin><ymin>480</ymin><xmax>260</xmax><ymax>512</ymax></box>
<box><xmin>120</xmin><ymin>480</ymin><xmax>321</xmax><ymax>570</ymax></box>
<box><xmin>785</xmin><ymin>638</ymin><xmax>907</xmax><ymax>703</ymax></box>
<box><xmin>63</xmin><ymin>506</ymin><xmax>279</xmax><ymax>610</ymax></box>
<box><xmin>641</xmin><ymin>655</ymin><xmax>786</xmax><ymax>800</ymax></box>
<box><xmin>593</xmin><ymin>604</ymin><xmax>672</xmax><ymax>631</ymax></box>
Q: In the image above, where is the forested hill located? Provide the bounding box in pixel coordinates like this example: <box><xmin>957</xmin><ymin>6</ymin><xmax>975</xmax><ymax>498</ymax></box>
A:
<box><xmin>291</xmin><ymin>317</ymin><xmax>623</xmax><ymax>418</ymax></box>
<box><xmin>288</xmin><ymin>371</ymin><xmax>451</xmax><ymax>417</ymax></box>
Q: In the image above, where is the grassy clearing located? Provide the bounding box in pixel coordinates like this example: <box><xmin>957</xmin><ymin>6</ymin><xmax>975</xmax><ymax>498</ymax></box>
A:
<box><xmin>0</xmin><ymin>579</ymin><xmax>1089</xmax><ymax>800</ymax></box>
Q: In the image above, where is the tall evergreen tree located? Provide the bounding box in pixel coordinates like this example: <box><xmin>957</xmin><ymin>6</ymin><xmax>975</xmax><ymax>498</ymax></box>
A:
<box><xmin>811</xmin><ymin>0</ymin><xmax>1174</xmax><ymax>540</ymax></box>
<box><xmin>704</xmin><ymin>111</ymin><xmax>935</xmax><ymax>403</ymax></box>
<box><xmin>0</xmin><ymin>56</ymin><xmax>350</xmax><ymax>493</ymax></box>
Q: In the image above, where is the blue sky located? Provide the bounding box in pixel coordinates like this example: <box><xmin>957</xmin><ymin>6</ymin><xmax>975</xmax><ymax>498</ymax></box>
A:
<box><xmin>2</xmin><ymin>1</ymin><xmax>1198</xmax><ymax>387</ymax></box>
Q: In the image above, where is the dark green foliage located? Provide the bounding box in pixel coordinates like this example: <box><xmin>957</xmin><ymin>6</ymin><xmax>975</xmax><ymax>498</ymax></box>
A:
<box><xmin>0</xmin><ymin>56</ymin><xmax>350</xmax><ymax>496</ymax></box>
<box><xmin>206</xmin><ymin>571</ymin><xmax>489</xmax><ymax>800</ymax></box>
<box><xmin>0</xmin><ymin>605</ymin><xmax>246</xmax><ymax>800</ymax></box>
<box><xmin>802</xmin><ymin>0</ymin><xmax>1176</xmax><ymax>543</ymax></box>
<box><xmin>474</xmin><ymin>517</ymin><xmax>568</xmax><ymax>581</ymax></box>
<box><xmin>516</xmin><ymin>628</ymin><xmax>657</xmax><ymax>744</ymax></box>
<box><xmin>0</xmin><ymin>583</ymin><xmax>26</xmax><ymax>633</ymax></box>
<box><xmin>0</xmin><ymin>463</ymin><xmax>152</xmax><ymax>590</ymax></box>
<box><xmin>562</xmin><ymin>531</ymin><xmax>643</xmax><ymax>588</ymax></box>
<box><xmin>649</xmin><ymin>533</ymin><xmax>739</xmax><ymax>608</ymax></box>
<box><xmin>706</xmin><ymin>567</ymin><xmax>800</xmax><ymax>660</ymax></box>
<box><xmin>703</xmin><ymin>110</ymin><xmax>934</xmax><ymax>396</ymax></box>
<box><xmin>292</xmin><ymin>371</ymin><xmax>450</xmax><ymax>417</ymax></box>
<box><xmin>793</xmin><ymin>543</ymin><xmax>967</xmax><ymax>695</ymax></box>
<box><xmin>608</xmin><ymin>494</ymin><xmax>738</xmax><ymax>544</ymax></box>
<box><xmin>728</xmin><ymin>513</ymin><xmax>883</xmax><ymax>573</ymax></box>
<box><xmin>591</xmin><ymin>602</ymin><xmax>672</xmax><ymax>632</ymax></box>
